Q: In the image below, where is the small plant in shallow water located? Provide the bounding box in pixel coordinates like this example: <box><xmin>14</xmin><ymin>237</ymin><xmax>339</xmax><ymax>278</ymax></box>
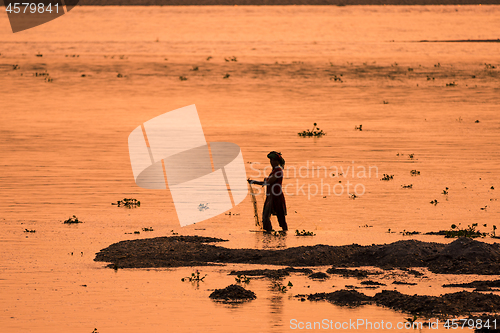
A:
<box><xmin>112</xmin><ymin>198</ymin><xmax>140</xmax><ymax>208</ymax></box>
<box><xmin>295</xmin><ymin>229</ymin><xmax>315</xmax><ymax>236</ymax></box>
<box><xmin>445</xmin><ymin>223</ymin><xmax>488</xmax><ymax>238</ymax></box>
<box><xmin>380</xmin><ymin>174</ymin><xmax>394</xmax><ymax>181</ymax></box>
<box><xmin>298</xmin><ymin>123</ymin><xmax>326</xmax><ymax>137</ymax></box>
<box><xmin>442</xmin><ymin>187</ymin><xmax>449</xmax><ymax>195</ymax></box>
<box><xmin>271</xmin><ymin>280</ymin><xmax>293</xmax><ymax>293</ymax></box>
<box><xmin>182</xmin><ymin>270</ymin><xmax>207</xmax><ymax>282</ymax></box>
<box><xmin>430</xmin><ymin>199</ymin><xmax>438</xmax><ymax>205</ymax></box>
<box><xmin>410</xmin><ymin>170</ymin><xmax>420</xmax><ymax>176</ymax></box>
<box><xmin>354</xmin><ymin>124</ymin><xmax>362</xmax><ymax>131</ymax></box>
<box><xmin>235</xmin><ymin>274</ymin><xmax>251</xmax><ymax>284</ymax></box>
<box><xmin>63</xmin><ymin>215</ymin><xmax>82</xmax><ymax>224</ymax></box>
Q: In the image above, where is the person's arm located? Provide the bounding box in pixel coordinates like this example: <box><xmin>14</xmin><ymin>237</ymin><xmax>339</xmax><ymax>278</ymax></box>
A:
<box><xmin>247</xmin><ymin>179</ymin><xmax>265</xmax><ymax>186</ymax></box>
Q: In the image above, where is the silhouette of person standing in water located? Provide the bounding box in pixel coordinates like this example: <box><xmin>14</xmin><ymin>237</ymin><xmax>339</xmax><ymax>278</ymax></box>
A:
<box><xmin>248</xmin><ymin>151</ymin><xmax>288</xmax><ymax>232</ymax></box>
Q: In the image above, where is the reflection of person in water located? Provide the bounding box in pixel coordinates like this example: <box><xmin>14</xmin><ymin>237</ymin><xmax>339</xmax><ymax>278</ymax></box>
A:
<box><xmin>248</xmin><ymin>151</ymin><xmax>288</xmax><ymax>232</ymax></box>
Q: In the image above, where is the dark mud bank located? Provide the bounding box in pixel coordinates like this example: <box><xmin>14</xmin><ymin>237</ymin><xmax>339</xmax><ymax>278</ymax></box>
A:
<box><xmin>94</xmin><ymin>236</ymin><xmax>500</xmax><ymax>275</ymax></box>
<box><xmin>302</xmin><ymin>289</ymin><xmax>500</xmax><ymax>317</ymax></box>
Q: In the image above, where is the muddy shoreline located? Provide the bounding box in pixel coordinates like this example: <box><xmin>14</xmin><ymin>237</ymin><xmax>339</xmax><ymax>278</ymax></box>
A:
<box><xmin>94</xmin><ymin>236</ymin><xmax>500</xmax><ymax>275</ymax></box>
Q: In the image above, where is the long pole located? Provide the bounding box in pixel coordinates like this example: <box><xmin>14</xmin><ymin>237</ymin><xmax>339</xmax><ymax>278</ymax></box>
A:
<box><xmin>248</xmin><ymin>183</ymin><xmax>261</xmax><ymax>228</ymax></box>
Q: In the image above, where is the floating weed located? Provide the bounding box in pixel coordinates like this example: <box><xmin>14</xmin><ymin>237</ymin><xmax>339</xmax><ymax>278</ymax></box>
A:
<box><xmin>445</xmin><ymin>223</ymin><xmax>488</xmax><ymax>238</ymax></box>
<box><xmin>380</xmin><ymin>174</ymin><xmax>394</xmax><ymax>181</ymax></box>
<box><xmin>179</xmin><ymin>76</ymin><xmax>187</xmax><ymax>81</ymax></box>
<box><xmin>426</xmin><ymin>75</ymin><xmax>435</xmax><ymax>81</ymax></box>
<box><xmin>24</xmin><ymin>229</ymin><xmax>36</xmax><ymax>233</ymax></box>
<box><xmin>491</xmin><ymin>186</ymin><xmax>495</xmax><ymax>190</ymax></box>
<box><xmin>117</xmin><ymin>73</ymin><xmax>123</xmax><ymax>78</ymax></box>
<box><xmin>349</xmin><ymin>193</ymin><xmax>358</xmax><ymax>199</ymax></box>
<box><xmin>405</xmin><ymin>315</ymin><xmax>419</xmax><ymax>326</ymax></box>
<box><xmin>271</xmin><ymin>280</ymin><xmax>292</xmax><ymax>293</ymax></box>
<box><xmin>410</xmin><ymin>170</ymin><xmax>420</xmax><ymax>176</ymax></box>
<box><xmin>223</xmin><ymin>73</ymin><xmax>230</xmax><ymax>79</ymax></box>
<box><xmin>480</xmin><ymin>206</ymin><xmax>488</xmax><ymax>211</ymax></box>
<box><xmin>36</xmin><ymin>53</ymin><xmax>43</xmax><ymax>57</ymax></box>
<box><xmin>134</xmin><ymin>231</ymin><xmax>140</xmax><ymax>234</ymax></box>
<box><xmin>354</xmin><ymin>124</ymin><xmax>362</xmax><ymax>131</ymax></box>
<box><xmin>383</xmin><ymin>100</ymin><xmax>389</xmax><ymax>104</ymax></box>
<box><xmin>92</xmin><ymin>328</ymin><xmax>99</xmax><ymax>333</ymax></box>
<box><xmin>456</xmin><ymin>116</ymin><xmax>463</xmax><ymax>122</ymax></box>
<box><xmin>359</xmin><ymin>224</ymin><xmax>373</xmax><ymax>228</ymax></box>
<box><xmin>430</xmin><ymin>199</ymin><xmax>438</xmax><ymax>205</ymax></box>
<box><xmin>401</xmin><ymin>230</ymin><xmax>420</xmax><ymax>236</ymax></box>
<box><xmin>206</xmin><ymin>56</ymin><xmax>212</xmax><ymax>61</ymax></box>
<box><xmin>434</xmin><ymin>63</ymin><xmax>441</xmax><ymax>67</ymax></box>
<box><xmin>224</xmin><ymin>56</ymin><xmax>237</xmax><ymax>62</ymax></box>
<box><xmin>330</xmin><ymin>74</ymin><xmax>343</xmax><ymax>82</ymax></box>
<box><xmin>63</xmin><ymin>215</ymin><xmax>83</xmax><ymax>224</ymax></box>
<box><xmin>295</xmin><ymin>229</ymin><xmax>315</xmax><ymax>236</ymax></box>
<box><xmin>44</xmin><ymin>76</ymin><xmax>53</xmax><ymax>83</ymax></box>
<box><xmin>407</xmin><ymin>67</ymin><xmax>413</xmax><ymax>72</ymax></box>
<box><xmin>142</xmin><ymin>227</ymin><xmax>154</xmax><ymax>232</ymax></box>
<box><xmin>12</xmin><ymin>64</ymin><xmax>20</xmax><ymax>70</ymax></box>
<box><xmin>386</xmin><ymin>229</ymin><xmax>395</xmax><ymax>233</ymax></box>
<box><xmin>191</xmin><ymin>66</ymin><xmax>199</xmax><ymax>71</ymax></box>
<box><xmin>442</xmin><ymin>187</ymin><xmax>449</xmax><ymax>195</ymax></box>
<box><xmin>235</xmin><ymin>274</ymin><xmax>251</xmax><ymax>284</ymax></box>
<box><xmin>401</xmin><ymin>184</ymin><xmax>413</xmax><ymax>189</ymax></box>
<box><xmin>225</xmin><ymin>211</ymin><xmax>240</xmax><ymax>216</ymax></box>
<box><xmin>182</xmin><ymin>270</ymin><xmax>206</xmax><ymax>282</ymax></box>
<box><xmin>35</xmin><ymin>72</ymin><xmax>49</xmax><ymax>77</ymax></box>
<box><xmin>446</xmin><ymin>82</ymin><xmax>457</xmax><ymax>87</ymax></box>
<box><xmin>112</xmin><ymin>198</ymin><xmax>140</xmax><ymax>208</ymax></box>
<box><xmin>298</xmin><ymin>123</ymin><xmax>326</xmax><ymax>137</ymax></box>
<box><xmin>475</xmin><ymin>120</ymin><xmax>480</xmax><ymax>123</ymax></box>
<box><xmin>408</xmin><ymin>153</ymin><xmax>414</xmax><ymax>160</ymax></box>
<box><xmin>484</xmin><ymin>63</ymin><xmax>496</xmax><ymax>69</ymax></box>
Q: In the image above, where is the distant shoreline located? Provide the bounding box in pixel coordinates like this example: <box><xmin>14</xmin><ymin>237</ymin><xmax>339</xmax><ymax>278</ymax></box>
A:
<box><xmin>77</xmin><ymin>0</ymin><xmax>500</xmax><ymax>6</ymax></box>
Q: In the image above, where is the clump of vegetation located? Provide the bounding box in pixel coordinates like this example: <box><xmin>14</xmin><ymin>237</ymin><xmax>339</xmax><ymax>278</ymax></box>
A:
<box><xmin>349</xmin><ymin>193</ymin><xmax>358</xmax><ymax>199</ymax></box>
<box><xmin>408</xmin><ymin>153</ymin><xmax>414</xmax><ymax>160</ymax></box>
<box><xmin>383</xmin><ymin>100</ymin><xmax>389</xmax><ymax>104</ymax></box>
<box><xmin>63</xmin><ymin>215</ymin><xmax>83</xmax><ymax>224</ymax></box>
<box><xmin>117</xmin><ymin>73</ymin><xmax>123</xmax><ymax>78</ymax></box>
<box><xmin>401</xmin><ymin>230</ymin><xmax>420</xmax><ymax>236</ymax></box>
<box><xmin>445</xmin><ymin>223</ymin><xmax>488</xmax><ymax>238</ymax></box>
<box><xmin>354</xmin><ymin>124</ymin><xmax>362</xmax><ymax>131</ymax></box>
<box><xmin>442</xmin><ymin>187</ymin><xmax>449</xmax><ymax>195</ymax></box>
<box><xmin>446</xmin><ymin>82</ymin><xmax>457</xmax><ymax>87</ymax></box>
<box><xmin>298</xmin><ymin>123</ymin><xmax>326</xmax><ymax>137</ymax></box>
<box><xmin>13</xmin><ymin>64</ymin><xmax>20</xmax><ymax>70</ymax></box>
<box><xmin>142</xmin><ymin>227</ymin><xmax>153</xmax><ymax>232</ymax></box>
<box><xmin>475</xmin><ymin>119</ymin><xmax>480</xmax><ymax>123</ymax></box>
<box><xmin>401</xmin><ymin>184</ymin><xmax>413</xmax><ymax>189</ymax></box>
<box><xmin>330</xmin><ymin>74</ymin><xmax>343</xmax><ymax>82</ymax></box>
<box><xmin>223</xmin><ymin>73</ymin><xmax>230</xmax><ymax>79</ymax></box>
<box><xmin>206</xmin><ymin>56</ymin><xmax>212</xmax><ymax>61</ymax></box>
<box><xmin>179</xmin><ymin>76</ymin><xmax>187</xmax><ymax>81</ymax></box>
<box><xmin>191</xmin><ymin>66</ymin><xmax>199</xmax><ymax>71</ymax></box>
<box><xmin>235</xmin><ymin>274</ymin><xmax>251</xmax><ymax>284</ymax></box>
<box><xmin>380</xmin><ymin>174</ymin><xmax>394</xmax><ymax>181</ymax></box>
<box><xmin>112</xmin><ymin>198</ymin><xmax>140</xmax><ymax>208</ymax></box>
<box><xmin>484</xmin><ymin>63</ymin><xmax>496</xmax><ymax>69</ymax></box>
<box><xmin>271</xmin><ymin>280</ymin><xmax>293</xmax><ymax>293</ymax></box>
<box><xmin>295</xmin><ymin>229</ymin><xmax>315</xmax><ymax>236</ymax></box>
<box><xmin>410</xmin><ymin>170</ymin><xmax>420</xmax><ymax>176</ymax></box>
<box><xmin>181</xmin><ymin>270</ymin><xmax>206</xmax><ymax>282</ymax></box>
<box><xmin>430</xmin><ymin>199</ymin><xmax>438</xmax><ymax>205</ymax></box>
<box><xmin>24</xmin><ymin>229</ymin><xmax>36</xmax><ymax>233</ymax></box>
